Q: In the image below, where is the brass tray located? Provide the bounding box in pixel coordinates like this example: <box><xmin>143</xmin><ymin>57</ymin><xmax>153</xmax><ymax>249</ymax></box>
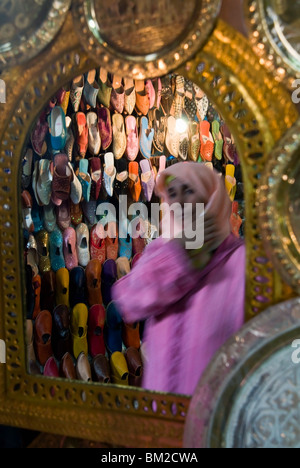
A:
<box><xmin>245</xmin><ymin>0</ymin><xmax>300</xmax><ymax>89</ymax></box>
<box><xmin>184</xmin><ymin>297</ymin><xmax>300</xmax><ymax>448</ymax></box>
<box><xmin>0</xmin><ymin>0</ymin><xmax>71</xmax><ymax>70</ymax></box>
<box><xmin>71</xmin><ymin>0</ymin><xmax>222</xmax><ymax>79</ymax></box>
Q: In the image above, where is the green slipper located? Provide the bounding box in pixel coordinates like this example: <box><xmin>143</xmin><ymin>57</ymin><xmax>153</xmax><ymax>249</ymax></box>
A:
<box><xmin>212</xmin><ymin>120</ymin><xmax>224</xmax><ymax>160</ymax></box>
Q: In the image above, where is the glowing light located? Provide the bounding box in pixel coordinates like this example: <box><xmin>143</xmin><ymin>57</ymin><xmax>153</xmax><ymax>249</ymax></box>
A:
<box><xmin>175</xmin><ymin>119</ymin><xmax>188</xmax><ymax>134</ymax></box>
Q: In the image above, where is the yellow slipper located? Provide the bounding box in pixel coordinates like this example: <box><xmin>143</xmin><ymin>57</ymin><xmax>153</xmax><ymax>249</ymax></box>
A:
<box><xmin>71</xmin><ymin>303</ymin><xmax>88</xmax><ymax>359</ymax></box>
<box><xmin>56</xmin><ymin>267</ymin><xmax>70</xmax><ymax>307</ymax></box>
<box><xmin>225</xmin><ymin>164</ymin><xmax>237</xmax><ymax>202</ymax></box>
<box><xmin>110</xmin><ymin>352</ymin><xmax>129</xmax><ymax>386</ymax></box>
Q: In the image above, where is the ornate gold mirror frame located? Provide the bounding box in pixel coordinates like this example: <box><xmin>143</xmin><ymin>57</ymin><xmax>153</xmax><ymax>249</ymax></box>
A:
<box><xmin>0</xmin><ymin>7</ymin><xmax>298</xmax><ymax>447</ymax></box>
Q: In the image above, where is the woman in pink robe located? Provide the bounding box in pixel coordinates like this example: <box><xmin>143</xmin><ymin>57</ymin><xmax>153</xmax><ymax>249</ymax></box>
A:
<box><xmin>112</xmin><ymin>162</ymin><xmax>245</xmax><ymax>395</ymax></box>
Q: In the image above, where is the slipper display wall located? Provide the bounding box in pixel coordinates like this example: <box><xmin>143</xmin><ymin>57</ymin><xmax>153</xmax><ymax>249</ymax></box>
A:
<box><xmin>0</xmin><ymin>6</ymin><xmax>299</xmax><ymax>448</ymax></box>
<box><xmin>21</xmin><ymin>68</ymin><xmax>245</xmax><ymax>385</ymax></box>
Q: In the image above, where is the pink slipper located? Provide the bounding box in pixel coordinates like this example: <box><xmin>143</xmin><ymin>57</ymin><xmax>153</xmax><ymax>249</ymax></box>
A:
<box><xmin>90</xmin><ymin>224</ymin><xmax>106</xmax><ymax>265</ymax></box>
<box><xmin>145</xmin><ymin>80</ymin><xmax>155</xmax><ymax>109</ymax></box>
<box><xmin>125</xmin><ymin>115</ymin><xmax>139</xmax><ymax>161</ymax></box>
<box><xmin>63</xmin><ymin>227</ymin><xmax>78</xmax><ymax>271</ymax></box>
<box><xmin>140</xmin><ymin>159</ymin><xmax>155</xmax><ymax>202</ymax></box>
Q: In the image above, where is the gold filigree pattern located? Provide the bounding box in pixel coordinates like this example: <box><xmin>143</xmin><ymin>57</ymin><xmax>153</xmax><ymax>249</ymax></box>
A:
<box><xmin>258</xmin><ymin>118</ymin><xmax>300</xmax><ymax>293</ymax></box>
<box><xmin>0</xmin><ymin>10</ymin><xmax>298</xmax><ymax>447</ymax></box>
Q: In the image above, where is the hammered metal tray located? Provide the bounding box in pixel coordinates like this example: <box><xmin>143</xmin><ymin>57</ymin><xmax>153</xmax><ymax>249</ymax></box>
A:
<box><xmin>0</xmin><ymin>0</ymin><xmax>71</xmax><ymax>69</ymax></box>
<box><xmin>184</xmin><ymin>298</ymin><xmax>300</xmax><ymax>448</ymax></box>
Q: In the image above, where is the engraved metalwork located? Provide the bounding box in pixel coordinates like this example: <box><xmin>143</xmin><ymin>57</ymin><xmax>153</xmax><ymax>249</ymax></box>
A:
<box><xmin>184</xmin><ymin>297</ymin><xmax>300</xmax><ymax>448</ymax></box>
<box><xmin>0</xmin><ymin>0</ymin><xmax>71</xmax><ymax>70</ymax></box>
<box><xmin>245</xmin><ymin>0</ymin><xmax>300</xmax><ymax>89</ymax></box>
<box><xmin>72</xmin><ymin>0</ymin><xmax>222</xmax><ymax>79</ymax></box>
<box><xmin>259</xmin><ymin>119</ymin><xmax>300</xmax><ymax>294</ymax></box>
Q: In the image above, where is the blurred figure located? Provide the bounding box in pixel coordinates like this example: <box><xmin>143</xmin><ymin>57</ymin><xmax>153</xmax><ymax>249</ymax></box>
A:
<box><xmin>113</xmin><ymin>162</ymin><xmax>245</xmax><ymax>395</ymax></box>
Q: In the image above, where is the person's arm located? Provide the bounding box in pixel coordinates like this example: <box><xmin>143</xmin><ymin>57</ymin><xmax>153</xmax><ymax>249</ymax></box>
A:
<box><xmin>112</xmin><ymin>238</ymin><xmax>201</xmax><ymax>324</ymax></box>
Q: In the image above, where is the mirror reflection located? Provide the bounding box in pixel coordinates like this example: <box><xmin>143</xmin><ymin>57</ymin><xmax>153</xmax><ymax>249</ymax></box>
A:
<box><xmin>21</xmin><ymin>69</ymin><xmax>245</xmax><ymax>394</ymax></box>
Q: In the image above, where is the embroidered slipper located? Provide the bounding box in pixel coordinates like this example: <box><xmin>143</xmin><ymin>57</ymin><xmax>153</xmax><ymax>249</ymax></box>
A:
<box><xmin>50</xmin><ymin>229</ymin><xmax>65</xmax><ymax>272</ymax></box>
<box><xmin>21</xmin><ymin>148</ymin><xmax>33</xmax><ymax>190</ymax></box>
<box><xmin>188</xmin><ymin>121</ymin><xmax>200</xmax><ymax>162</ymax></box>
<box><xmin>56</xmin><ymin>199</ymin><xmax>71</xmax><ymax>231</ymax></box>
<box><xmin>101</xmin><ymin>260</ymin><xmax>117</xmax><ymax>307</ymax></box>
<box><xmin>124</xmin><ymin>77</ymin><xmax>136</xmax><ymax>115</ymax></box>
<box><xmin>145</xmin><ymin>79</ymin><xmax>155</xmax><ymax>110</ymax></box>
<box><xmin>178</xmin><ymin>129</ymin><xmax>189</xmax><ymax>161</ymax></box>
<box><xmin>165</xmin><ymin>116</ymin><xmax>179</xmax><ymax>157</ymax></box>
<box><xmin>110</xmin><ymin>75</ymin><xmax>125</xmax><ymax>114</ymax></box>
<box><xmin>128</xmin><ymin>161</ymin><xmax>141</xmax><ymax>202</ymax></box>
<box><xmin>63</xmin><ymin>227</ymin><xmax>78</xmax><ymax>271</ymax></box>
<box><xmin>135</xmin><ymin>80</ymin><xmax>150</xmax><ymax>116</ymax></box>
<box><xmin>105</xmin><ymin>221</ymin><xmax>118</xmax><ymax>261</ymax></box>
<box><xmin>110</xmin><ymin>351</ymin><xmax>129</xmax><ymax>385</ymax></box>
<box><xmin>77</xmin><ymin>158</ymin><xmax>91</xmax><ymax>202</ymax></box>
<box><xmin>52</xmin><ymin>153</ymin><xmax>72</xmax><ymax>204</ymax></box>
<box><xmin>116</xmin><ymin>256</ymin><xmax>131</xmax><ymax>279</ymax></box>
<box><xmin>71</xmin><ymin>303</ymin><xmax>88</xmax><ymax>359</ymax></box>
<box><xmin>48</xmin><ymin>106</ymin><xmax>67</xmax><ymax>151</ymax></box>
<box><xmin>124</xmin><ymin>347</ymin><xmax>143</xmax><ymax>387</ymax></box>
<box><xmin>88</xmin><ymin>304</ymin><xmax>106</xmax><ymax>357</ymax></box>
<box><xmin>36</xmin><ymin>159</ymin><xmax>53</xmax><ymax>206</ymax></box>
<box><xmin>98</xmin><ymin>68</ymin><xmax>112</xmax><ymax>109</ymax></box>
<box><xmin>152</xmin><ymin>77</ymin><xmax>162</xmax><ymax>109</ymax></box>
<box><xmin>200</xmin><ymin>120</ymin><xmax>214</xmax><ymax>162</ymax></box>
<box><xmin>83</xmin><ymin>69</ymin><xmax>100</xmax><ymax>108</ymax></box>
<box><xmin>87</xmin><ymin>112</ymin><xmax>101</xmax><ymax>155</ymax></box>
<box><xmin>112</xmin><ymin>113</ymin><xmax>127</xmax><ymax>160</ymax></box>
<box><xmin>152</xmin><ymin>109</ymin><xmax>166</xmax><ymax>154</ymax></box>
<box><xmin>212</xmin><ymin>120</ymin><xmax>224</xmax><ymax>160</ymax></box>
<box><xmin>75</xmin><ymin>112</ymin><xmax>88</xmax><ymax>159</ymax></box>
<box><xmin>70</xmin><ymin>75</ymin><xmax>84</xmax><ymax>113</ymax></box>
<box><xmin>85</xmin><ymin>258</ymin><xmax>102</xmax><ymax>306</ymax></box>
<box><xmin>97</xmin><ymin>106</ymin><xmax>113</xmax><ymax>151</ymax></box>
<box><xmin>105</xmin><ymin>302</ymin><xmax>123</xmax><ymax>355</ymax></box>
<box><xmin>140</xmin><ymin>159</ymin><xmax>155</xmax><ymax>202</ymax></box>
<box><xmin>139</xmin><ymin>116</ymin><xmax>154</xmax><ymax>159</ymax></box>
<box><xmin>125</xmin><ymin>115</ymin><xmax>139</xmax><ymax>161</ymax></box>
<box><xmin>90</xmin><ymin>223</ymin><xmax>106</xmax><ymax>265</ymax></box>
<box><xmin>64</xmin><ymin>116</ymin><xmax>75</xmax><ymax>161</ymax></box>
<box><xmin>225</xmin><ymin>164</ymin><xmax>237</xmax><ymax>202</ymax></box>
<box><xmin>122</xmin><ymin>322</ymin><xmax>141</xmax><ymax>350</ymax></box>
<box><xmin>89</xmin><ymin>156</ymin><xmax>102</xmax><ymax>201</ymax></box>
<box><xmin>70</xmin><ymin>200</ymin><xmax>83</xmax><ymax>227</ymax></box>
<box><xmin>76</xmin><ymin>223</ymin><xmax>90</xmax><ymax>267</ymax></box>
<box><xmin>114</xmin><ymin>158</ymin><xmax>129</xmax><ymax>197</ymax></box>
<box><xmin>170</xmin><ymin>75</ymin><xmax>185</xmax><ymax>118</ymax></box>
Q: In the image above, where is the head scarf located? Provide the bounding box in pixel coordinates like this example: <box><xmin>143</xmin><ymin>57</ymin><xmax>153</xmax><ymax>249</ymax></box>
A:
<box><xmin>155</xmin><ymin>162</ymin><xmax>232</xmax><ymax>252</ymax></box>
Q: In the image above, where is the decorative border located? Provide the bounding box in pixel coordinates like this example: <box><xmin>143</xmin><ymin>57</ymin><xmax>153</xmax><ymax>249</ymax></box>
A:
<box><xmin>0</xmin><ymin>12</ymin><xmax>298</xmax><ymax>447</ymax></box>
<box><xmin>244</xmin><ymin>0</ymin><xmax>300</xmax><ymax>89</ymax></box>
<box><xmin>0</xmin><ymin>0</ymin><xmax>71</xmax><ymax>71</ymax></box>
<box><xmin>71</xmin><ymin>0</ymin><xmax>222</xmax><ymax>79</ymax></box>
<box><xmin>183</xmin><ymin>297</ymin><xmax>300</xmax><ymax>448</ymax></box>
<box><xmin>258</xmin><ymin>119</ymin><xmax>300</xmax><ymax>293</ymax></box>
